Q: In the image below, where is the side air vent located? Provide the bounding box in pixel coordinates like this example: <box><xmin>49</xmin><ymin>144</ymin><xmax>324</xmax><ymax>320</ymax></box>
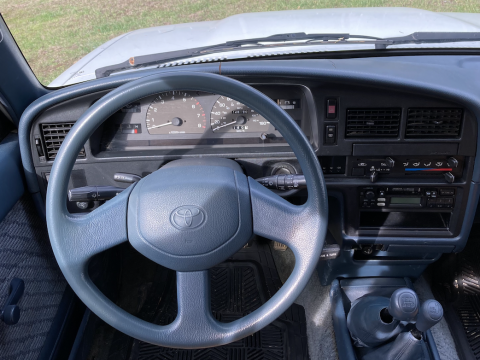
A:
<box><xmin>346</xmin><ymin>109</ymin><xmax>401</xmax><ymax>138</ymax></box>
<box><xmin>406</xmin><ymin>108</ymin><xmax>463</xmax><ymax>138</ymax></box>
<box><xmin>40</xmin><ymin>123</ymin><xmax>85</xmax><ymax>161</ymax></box>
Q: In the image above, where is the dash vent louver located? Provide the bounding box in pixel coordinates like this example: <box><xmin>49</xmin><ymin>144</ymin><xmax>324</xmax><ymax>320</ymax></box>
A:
<box><xmin>346</xmin><ymin>108</ymin><xmax>401</xmax><ymax>138</ymax></box>
<box><xmin>40</xmin><ymin>123</ymin><xmax>85</xmax><ymax>161</ymax></box>
<box><xmin>406</xmin><ymin>108</ymin><xmax>463</xmax><ymax>138</ymax></box>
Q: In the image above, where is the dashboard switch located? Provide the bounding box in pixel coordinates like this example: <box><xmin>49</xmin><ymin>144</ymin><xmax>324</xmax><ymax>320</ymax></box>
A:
<box><xmin>68</xmin><ymin>186</ymin><xmax>125</xmax><ymax>202</ymax></box>
<box><xmin>325</xmin><ymin>125</ymin><xmax>337</xmax><ymax>144</ymax></box>
<box><xmin>370</xmin><ymin>171</ymin><xmax>379</xmax><ymax>183</ymax></box>
<box><xmin>326</xmin><ymin>99</ymin><xmax>337</xmax><ymax>119</ymax></box>
<box><xmin>256</xmin><ymin>175</ymin><xmax>306</xmax><ymax>191</ymax></box>
<box><xmin>34</xmin><ymin>137</ymin><xmax>44</xmax><ymax>158</ymax></box>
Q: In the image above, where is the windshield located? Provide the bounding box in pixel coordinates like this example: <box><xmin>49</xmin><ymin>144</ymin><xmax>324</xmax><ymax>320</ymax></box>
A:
<box><xmin>1</xmin><ymin>1</ymin><xmax>479</xmax><ymax>87</ymax></box>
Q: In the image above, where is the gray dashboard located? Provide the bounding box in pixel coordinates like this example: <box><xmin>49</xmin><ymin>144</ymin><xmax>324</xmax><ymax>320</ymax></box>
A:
<box><xmin>19</xmin><ymin>56</ymin><xmax>480</xmax><ymax>254</ymax></box>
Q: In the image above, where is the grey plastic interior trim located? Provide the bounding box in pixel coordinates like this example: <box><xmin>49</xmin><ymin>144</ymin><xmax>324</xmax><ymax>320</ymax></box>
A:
<box><xmin>0</xmin><ymin>134</ymin><xmax>24</xmax><ymax>221</ymax></box>
<box><xmin>45</xmin><ymin>72</ymin><xmax>328</xmax><ymax>347</ymax></box>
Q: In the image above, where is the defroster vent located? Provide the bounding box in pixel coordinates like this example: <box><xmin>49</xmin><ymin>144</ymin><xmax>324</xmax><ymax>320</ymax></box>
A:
<box><xmin>406</xmin><ymin>108</ymin><xmax>463</xmax><ymax>138</ymax></box>
<box><xmin>346</xmin><ymin>108</ymin><xmax>401</xmax><ymax>138</ymax></box>
<box><xmin>40</xmin><ymin>123</ymin><xmax>85</xmax><ymax>161</ymax></box>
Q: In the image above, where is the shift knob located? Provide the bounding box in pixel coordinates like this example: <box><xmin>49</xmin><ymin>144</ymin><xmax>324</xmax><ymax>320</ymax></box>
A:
<box><xmin>416</xmin><ymin>299</ymin><xmax>443</xmax><ymax>332</ymax></box>
<box><xmin>388</xmin><ymin>288</ymin><xmax>420</xmax><ymax>321</ymax></box>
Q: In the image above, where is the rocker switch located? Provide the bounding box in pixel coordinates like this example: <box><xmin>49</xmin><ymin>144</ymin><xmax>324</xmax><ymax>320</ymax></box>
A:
<box><xmin>326</xmin><ymin>99</ymin><xmax>337</xmax><ymax>119</ymax></box>
<box><xmin>325</xmin><ymin>125</ymin><xmax>336</xmax><ymax>144</ymax></box>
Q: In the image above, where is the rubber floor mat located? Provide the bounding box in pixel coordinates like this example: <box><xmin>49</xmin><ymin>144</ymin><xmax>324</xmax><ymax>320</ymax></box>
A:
<box><xmin>95</xmin><ymin>240</ymin><xmax>309</xmax><ymax>360</ymax></box>
<box><xmin>432</xmin><ymin>224</ymin><xmax>480</xmax><ymax>360</ymax></box>
<box><xmin>0</xmin><ymin>195</ymin><xmax>66</xmax><ymax>360</ymax></box>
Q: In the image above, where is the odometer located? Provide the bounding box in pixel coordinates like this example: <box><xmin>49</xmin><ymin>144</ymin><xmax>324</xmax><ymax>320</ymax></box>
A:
<box><xmin>210</xmin><ymin>96</ymin><xmax>272</xmax><ymax>133</ymax></box>
<box><xmin>146</xmin><ymin>91</ymin><xmax>206</xmax><ymax>134</ymax></box>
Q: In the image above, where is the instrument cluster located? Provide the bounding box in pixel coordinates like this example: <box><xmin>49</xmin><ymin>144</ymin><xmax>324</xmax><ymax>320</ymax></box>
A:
<box><xmin>99</xmin><ymin>89</ymin><xmax>306</xmax><ymax>151</ymax></box>
<box><xmin>145</xmin><ymin>91</ymin><xmax>280</xmax><ymax>135</ymax></box>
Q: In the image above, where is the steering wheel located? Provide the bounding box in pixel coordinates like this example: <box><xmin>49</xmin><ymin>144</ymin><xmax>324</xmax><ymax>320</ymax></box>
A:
<box><xmin>46</xmin><ymin>72</ymin><xmax>328</xmax><ymax>348</ymax></box>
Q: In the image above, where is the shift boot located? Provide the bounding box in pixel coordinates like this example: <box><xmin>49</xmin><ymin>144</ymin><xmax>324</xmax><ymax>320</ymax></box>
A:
<box><xmin>347</xmin><ymin>288</ymin><xmax>419</xmax><ymax>348</ymax></box>
<box><xmin>363</xmin><ymin>331</ymin><xmax>427</xmax><ymax>360</ymax></box>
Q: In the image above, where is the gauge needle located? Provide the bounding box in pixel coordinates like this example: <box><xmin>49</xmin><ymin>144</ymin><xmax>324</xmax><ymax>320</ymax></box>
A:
<box><xmin>212</xmin><ymin>120</ymin><xmax>237</xmax><ymax>131</ymax></box>
<box><xmin>148</xmin><ymin>122</ymin><xmax>172</xmax><ymax>129</ymax></box>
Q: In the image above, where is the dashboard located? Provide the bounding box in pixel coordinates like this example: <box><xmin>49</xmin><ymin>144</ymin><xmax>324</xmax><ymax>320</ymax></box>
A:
<box><xmin>23</xmin><ymin>58</ymin><xmax>480</xmax><ymax>258</ymax></box>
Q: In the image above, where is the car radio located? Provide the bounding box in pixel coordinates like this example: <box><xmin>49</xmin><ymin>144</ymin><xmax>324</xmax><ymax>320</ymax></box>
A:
<box><xmin>359</xmin><ymin>187</ymin><xmax>456</xmax><ymax>210</ymax></box>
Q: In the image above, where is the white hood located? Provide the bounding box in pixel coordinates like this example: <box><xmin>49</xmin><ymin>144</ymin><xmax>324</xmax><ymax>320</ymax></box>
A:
<box><xmin>49</xmin><ymin>7</ymin><xmax>480</xmax><ymax>87</ymax></box>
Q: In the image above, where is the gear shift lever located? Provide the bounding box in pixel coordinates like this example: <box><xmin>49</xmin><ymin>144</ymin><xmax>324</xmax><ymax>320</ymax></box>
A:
<box><xmin>347</xmin><ymin>288</ymin><xmax>420</xmax><ymax>348</ymax></box>
<box><xmin>388</xmin><ymin>288</ymin><xmax>421</xmax><ymax>321</ymax></box>
<box><xmin>364</xmin><ymin>299</ymin><xmax>443</xmax><ymax>360</ymax></box>
<box><xmin>416</xmin><ymin>299</ymin><xmax>444</xmax><ymax>332</ymax></box>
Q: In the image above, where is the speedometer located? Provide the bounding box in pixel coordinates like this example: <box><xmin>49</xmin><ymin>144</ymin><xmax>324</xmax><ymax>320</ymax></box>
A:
<box><xmin>146</xmin><ymin>91</ymin><xmax>206</xmax><ymax>135</ymax></box>
<box><xmin>210</xmin><ymin>96</ymin><xmax>272</xmax><ymax>133</ymax></box>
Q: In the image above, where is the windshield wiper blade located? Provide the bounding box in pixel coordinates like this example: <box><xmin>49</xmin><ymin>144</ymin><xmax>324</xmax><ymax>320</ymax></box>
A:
<box><xmin>95</xmin><ymin>32</ymin><xmax>480</xmax><ymax>79</ymax></box>
<box><xmin>223</xmin><ymin>32</ymin><xmax>384</xmax><ymax>45</ymax></box>
<box><xmin>374</xmin><ymin>32</ymin><xmax>480</xmax><ymax>49</ymax></box>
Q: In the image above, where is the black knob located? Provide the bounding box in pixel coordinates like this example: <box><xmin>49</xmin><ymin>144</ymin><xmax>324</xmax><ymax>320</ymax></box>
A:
<box><xmin>385</xmin><ymin>157</ymin><xmax>395</xmax><ymax>168</ymax></box>
<box><xmin>416</xmin><ymin>299</ymin><xmax>443</xmax><ymax>332</ymax></box>
<box><xmin>236</xmin><ymin>116</ymin><xmax>247</xmax><ymax>125</ymax></box>
<box><xmin>171</xmin><ymin>117</ymin><xmax>183</xmax><ymax>126</ymax></box>
<box><xmin>388</xmin><ymin>288</ymin><xmax>420</xmax><ymax>321</ymax></box>
<box><xmin>365</xmin><ymin>191</ymin><xmax>376</xmax><ymax>200</ymax></box>
<box><xmin>447</xmin><ymin>157</ymin><xmax>458</xmax><ymax>168</ymax></box>
<box><xmin>444</xmin><ymin>172</ymin><xmax>455</xmax><ymax>184</ymax></box>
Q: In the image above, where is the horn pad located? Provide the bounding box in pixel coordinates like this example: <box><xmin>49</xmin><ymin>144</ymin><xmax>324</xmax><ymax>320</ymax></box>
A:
<box><xmin>127</xmin><ymin>165</ymin><xmax>252</xmax><ymax>271</ymax></box>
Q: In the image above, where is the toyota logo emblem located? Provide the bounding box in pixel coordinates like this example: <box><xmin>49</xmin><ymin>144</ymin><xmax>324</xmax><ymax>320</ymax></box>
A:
<box><xmin>170</xmin><ymin>205</ymin><xmax>206</xmax><ymax>230</ymax></box>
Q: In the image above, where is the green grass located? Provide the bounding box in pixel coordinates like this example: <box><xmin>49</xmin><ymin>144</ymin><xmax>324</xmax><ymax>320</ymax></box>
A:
<box><xmin>1</xmin><ymin>0</ymin><xmax>479</xmax><ymax>85</ymax></box>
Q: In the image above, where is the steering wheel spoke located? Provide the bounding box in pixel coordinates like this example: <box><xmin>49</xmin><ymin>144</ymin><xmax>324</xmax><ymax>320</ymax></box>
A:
<box><xmin>173</xmin><ymin>271</ymin><xmax>218</xmax><ymax>331</ymax></box>
<box><xmin>54</xmin><ymin>185</ymin><xmax>135</xmax><ymax>267</ymax></box>
<box><xmin>249</xmin><ymin>178</ymin><xmax>319</xmax><ymax>254</ymax></box>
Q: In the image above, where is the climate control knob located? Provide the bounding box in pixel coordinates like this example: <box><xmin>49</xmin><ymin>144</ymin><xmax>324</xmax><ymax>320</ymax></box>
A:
<box><xmin>447</xmin><ymin>157</ymin><xmax>459</xmax><ymax>168</ymax></box>
<box><xmin>385</xmin><ymin>157</ymin><xmax>395</xmax><ymax>168</ymax></box>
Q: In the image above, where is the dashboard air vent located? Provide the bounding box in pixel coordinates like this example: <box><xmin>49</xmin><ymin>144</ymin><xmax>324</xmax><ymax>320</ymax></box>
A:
<box><xmin>346</xmin><ymin>108</ymin><xmax>401</xmax><ymax>138</ymax></box>
<box><xmin>406</xmin><ymin>108</ymin><xmax>463</xmax><ymax>138</ymax></box>
<box><xmin>40</xmin><ymin>123</ymin><xmax>85</xmax><ymax>161</ymax></box>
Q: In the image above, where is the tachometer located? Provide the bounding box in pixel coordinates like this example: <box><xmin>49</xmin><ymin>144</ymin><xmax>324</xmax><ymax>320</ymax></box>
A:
<box><xmin>210</xmin><ymin>96</ymin><xmax>272</xmax><ymax>133</ymax></box>
<box><xmin>146</xmin><ymin>91</ymin><xmax>206</xmax><ymax>134</ymax></box>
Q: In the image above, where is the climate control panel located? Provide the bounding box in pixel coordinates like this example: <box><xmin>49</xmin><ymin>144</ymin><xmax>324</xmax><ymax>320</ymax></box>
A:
<box><xmin>350</xmin><ymin>156</ymin><xmax>463</xmax><ymax>183</ymax></box>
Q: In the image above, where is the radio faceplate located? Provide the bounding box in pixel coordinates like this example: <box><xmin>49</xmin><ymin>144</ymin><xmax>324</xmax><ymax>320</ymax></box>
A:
<box><xmin>359</xmin><ymin>187</ymin><xmax>456</xmax><ymax>210</ymax></box>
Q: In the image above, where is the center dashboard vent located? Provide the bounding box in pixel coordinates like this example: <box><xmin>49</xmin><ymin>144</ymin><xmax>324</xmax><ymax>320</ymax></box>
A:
<box><xmin>346</xmin><ymin>109</ymin><xmax>401</xmax><ymax>138</ymax></box>
<box><xmin>40</xmin><ymin>123</ymin><xmax>85</xmax><ymax>161</ymax></box>
<box><xmin>406</xmin><ymin>108</ymin><xmax>463</xmax><ymax>138</ymax></box>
